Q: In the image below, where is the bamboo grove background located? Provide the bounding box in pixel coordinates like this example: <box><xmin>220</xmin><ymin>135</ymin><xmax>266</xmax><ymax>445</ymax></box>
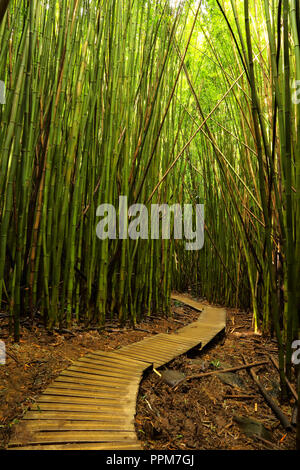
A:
<box><xmin>0</xmin><ymin>0</ymin><xmax>190</xmax><ymax>337</ymax></box>
<box><xmin>0</xmin><ymin>0</ymin><xmax>299</xmax><ymax>402</ymax></box>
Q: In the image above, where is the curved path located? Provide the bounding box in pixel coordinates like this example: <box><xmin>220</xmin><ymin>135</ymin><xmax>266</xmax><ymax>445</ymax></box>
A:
<box><xmin>8</xmin><ymin>294</ymin><xmax>226</xmax><ymax>450</ymax></box>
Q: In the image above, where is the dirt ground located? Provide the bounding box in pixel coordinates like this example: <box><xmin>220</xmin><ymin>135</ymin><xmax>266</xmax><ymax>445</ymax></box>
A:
<box><xmin>0</xmin><ymin>298</ymin><xmax>297</xmax><ymax>450</ymax></box>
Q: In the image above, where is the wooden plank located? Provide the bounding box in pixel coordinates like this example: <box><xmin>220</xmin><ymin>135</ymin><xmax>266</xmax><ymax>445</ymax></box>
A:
<box><xmin>114</xmin><ymin>350</ymin><xmax>166</xmax><ymax>362</ymax></box>
<box><xmin>68</xmin><ymin>365</ymin><xmax>142</xmax><ymax>380</ymax></box>
<box><xmin>138</xmin><ymin>332</ymin><xmax>201</xmax><ymax>346</ymax></box>
<box><xmin>9</xmin><ymin>441</ymin><xmax>142</xmax><ymax>450</ymax></box>
<box><xmin>71</xmin><ymin>360</ymin><xmax>145</xmax><ymax>376</ymax></box>
<box><xmin>174</xmin><ymin>330</ymin><xmax>220</xmax><ymax>340</ymax></box>
<box><xmin>155</xmin><ymin>335</ymin><xmax>202</xmax><ymax>346</ymax></box>
<box><xmin>117</xmin><ymin>354</ymin><xmax>174</xmax><ymax>368</ymax></box>
<box><xmin>179</xmin><ymin>325</ymin><xmax>225</xmax><ymax>336</ymax></box>
<box><xmin>76</xmin><ymin>357</ymin><xmax>147</xmax><ymax>372</ymax></box>
<box><xmin>117</xmin><ymin>351</ymin><xmax>173</xmax><ymax>364</ymax></box>
<box><xmin>131</xmin><ymin>340</ymin><xmax>185</xmax><ymax>349</ymax></box>
<box><xmin>122</xmin><ymin>337</ymin><xmax>189</xmax><ymax>349</ymax></box>
<box><xmin>43</xmin><ymin>388</ymin><xmax>131</xmax><ymax>399</ymax></box>
<box><xmin>119</xmin><ymin>349</ymin><xmax>186</xmax><ymax>364</ymax></box>
<box><xmin>171</xmin><ymin>293</ymin><xmax>204</xmax><ymax>312</ymax></box>
<box><xmin>54</xmin><ymin>376</ymin><xmax>127</xmax><ymax>388</ymax></box>
<box><xmin>117</xmin><ymin>343</ymin><xmax>195</xmax><ymax>359</ymax></box>
<box><xmin>37</xmin><ymin>395</ymin><xmax>129</xmax><ymax>405</ymax></box>
<box><xmin>121</xmin><ymin>339</ymin><xmax>196</xmax><ymax>353</ymax></box>
<box><xmin>29</xmin><ymin>403</ymin><xmax>132</xmax><ymax>413</ymax></box>
<box><xmin>142</xmin><ymin>335</ymin><xmax>196</xmax><ymax>345</ymax></box>
<box><xmin>119</xmin><ymin>348</ymin><xmax>183</xmax><ymax>360</ymax></box>
<box><xmin>10</xmin><ymin>430</ymin><xmax>138</xmax><ymax>445</ymax></box>
<box><xmin>113</xmin><ymin>352</ymin><xmax>154</xmax><ymax>363</ymax></box>
<box><xmin>199</xmin><ymin>306</ymin><xmax>226</xmax><ymax>323</ymax></box>
<box><xmin>20</xmin><ymin>420</ymin><xmax>134</xmax><ymax>432</ymax></box>
<box><xmin>53</xmin><ymin>381</ymin><xmax>125</xmax><ymax>391</ymax></box>
<box><xmin>119</xmin><ymin>346</ymin><xmax>178</xmax><ymax>360</ymax></box>
<box><xmin>84</xmin><ymin>353</ymin><xmax>149</xmax><ymax>369</ymax></box>
<box><xmin>60</xmin><ymin>370</ymin><xmax>141</xmax><ymax>384</ymax></box>
<box><xmin>91</xmin><ymin>350</ymin><xmax>149</xmax><ymax>366</ymax></box>
<box><xmin>23</xmin><ymin>411</ymin><xmax>135</xmax><ymax>422</ymax></box>
<box><xmin>175</xmin><ymin>323</ymin><xmax>220</xmax><ymax>333</ymax></box>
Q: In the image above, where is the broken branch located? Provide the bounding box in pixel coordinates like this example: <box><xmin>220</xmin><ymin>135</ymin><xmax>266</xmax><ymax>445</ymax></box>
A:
<box><xmin>242</xmin><ymin>355</ymin><xmax>293</xmax><ymax>431</ymax></box>
<box><xmin>269</xmin><ymin>354</ymin><xmax>298</xmax><ymax>401</ymax></box>
<box><xmin>173</xmin><ymin>360</ymin><xmax>268</xmax><ymax>390</ymax></box>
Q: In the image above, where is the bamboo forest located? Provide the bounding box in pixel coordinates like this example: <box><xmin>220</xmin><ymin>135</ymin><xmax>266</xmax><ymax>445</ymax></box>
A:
<box><xmin>0</xmin><ymin>0</ymin><xmax>299</xmax><ymax>453</ymax></box>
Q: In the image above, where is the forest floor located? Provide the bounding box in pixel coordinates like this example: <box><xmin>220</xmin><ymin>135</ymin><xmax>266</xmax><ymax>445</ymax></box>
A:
<box><xmin>0</xmin><ymin>298</ymin><xmax>297</xmax><ymax>450</ymax></box>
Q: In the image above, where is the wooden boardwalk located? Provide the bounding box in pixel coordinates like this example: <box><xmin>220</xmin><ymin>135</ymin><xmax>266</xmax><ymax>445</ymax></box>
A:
<box><xmin>8</xmin><ymin>294</ymin><xmax>226</xmax><ymax>450</ymax></box>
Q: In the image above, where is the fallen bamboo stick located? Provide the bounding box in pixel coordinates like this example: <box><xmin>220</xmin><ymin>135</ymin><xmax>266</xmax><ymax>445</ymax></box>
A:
<box><xmin>268</xmin><ymin>354</ymin><xmax>298</xmax><ymax>401</ymax></box>
<box><xmin>224</xmin><ymin>394</ymin><xmax>256</xmax><ymax>399</ymax></box>
<box><xmin>252</xmin><ymin>435</ymin><xmax>282</xmax><ymax>450</ymax></box>
<box><xmin>242</xmin><ymin>355</ymin><xmax>293</xmax><ymax>431</ymax></box>
<box><xmin>5</xmin><ymin>350</ymin><xmax>19</xmax><ymax>364</ymax></box>
<box><xmin>173</xmin><ymin>360</ymin><xmax>268</xmax><ymax>390</ymax></box>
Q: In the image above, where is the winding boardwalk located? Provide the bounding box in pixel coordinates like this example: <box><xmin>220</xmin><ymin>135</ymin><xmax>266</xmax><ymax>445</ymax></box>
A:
<box><xmin>8</xmin><ymin>294</ymin><xmax>226</xmax><ymax>450</ymax></box>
